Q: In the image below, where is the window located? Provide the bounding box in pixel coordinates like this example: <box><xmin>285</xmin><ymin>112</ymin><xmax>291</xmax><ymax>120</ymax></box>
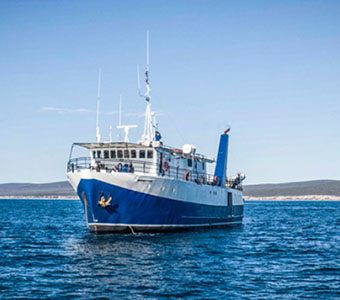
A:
<box><xmin>104</xmin><ymin>150</ymin><xmax>109</xmax><ymax>159</ymax></box>
<box><xmin>139</xmin><ymin>150</ymin><xmax>145</xmax><ymax>159</ymax></box>
<box><xmin>92</xmin><ymin>151</ymin><xmax>96</xmax><ymax>159</ymax></box>
<box><xmin>202</xmin><ymin>162</ymin><xmax>205</xmax><ymax>170</ymax></box>
<box><xmin>187</xmin><ymin>158</ymin><xmax>192</xmax><ymax>167</ymax></box>
<box><xmin>117</xmin><ymin>150</ymin><xmax>123</xmax><ymax>158</ymax></box>
<box><xmin>147</xmin><ymin>150</ymin><xmax>153</xmax><ymax>159</ymax></box>
<box><xmin>131</xmin><ymin>149</ymin><xmax>136</xmax><ymax>158</ymax></box>
<box><xmin>110</xmin><ymin>150</ymin><xmax>116</xmax><ymax>159</ymax></box>
<box><xmin>97</xmin><ymin>151</ymin><xmax>101</xmax><ymax>158</ymax></box>
<box><xmin>124</xmin><ymin>149</ymin><xmax>129</xmax><ymax>158</ymax></box>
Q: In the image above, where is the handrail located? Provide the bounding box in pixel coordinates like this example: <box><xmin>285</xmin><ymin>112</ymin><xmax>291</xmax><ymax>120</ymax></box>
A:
<box><xmin>67</xmin><ymin>156</ymin><xmax>243</xmax><ymax>190</ymax></box>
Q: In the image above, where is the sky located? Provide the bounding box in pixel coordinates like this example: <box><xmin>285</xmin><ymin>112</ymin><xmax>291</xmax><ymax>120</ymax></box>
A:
<box><xmin>0</xmin><ymin>0</ymin><xmax>339</xmax><ymax>184</ymax></box>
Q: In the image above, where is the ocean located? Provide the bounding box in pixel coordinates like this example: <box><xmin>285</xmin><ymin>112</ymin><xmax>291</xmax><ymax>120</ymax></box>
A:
<box><xmin>0</xmin><ymin>199</ymin><xmax>339</xmax><ymax>299</ymax></box>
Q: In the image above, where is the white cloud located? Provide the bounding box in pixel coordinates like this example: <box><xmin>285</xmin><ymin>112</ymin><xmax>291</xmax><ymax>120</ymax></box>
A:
<box><xmin>126</xmin><ymin>112</ymin><xmax>145</xmax><ymax>117</ymax></box>
<box><xmin>40</xmin><ymin>106</ymin><xmax>92</xmax><ymax>114</ymax></box>
<box><xmin>40</xmin><ymin>106</ymin><xmax>118</xmax><ymax>115</ymax></box>
<box><xmin>104</xmin><ymin>111</ymin><xmax>119</xmax><ymax>115</ymax></box>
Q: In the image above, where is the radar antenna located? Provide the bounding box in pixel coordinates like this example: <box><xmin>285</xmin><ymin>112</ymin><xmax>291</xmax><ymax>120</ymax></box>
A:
<box><xmin>117</xmin><ymin>125</ymin><xmax>138</xmax><ymax>143</ymax></box>
<box><xmin>116</xmin><ymin>94</ymin><xmax>137</xmax><ymax>143</ymax></box>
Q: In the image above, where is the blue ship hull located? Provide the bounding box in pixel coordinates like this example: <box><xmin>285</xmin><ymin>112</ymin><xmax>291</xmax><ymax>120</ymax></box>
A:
<box><xmin>77</xmin><ymin>179</ymin><xmax>244</xmax><ymax>233</ymax></box>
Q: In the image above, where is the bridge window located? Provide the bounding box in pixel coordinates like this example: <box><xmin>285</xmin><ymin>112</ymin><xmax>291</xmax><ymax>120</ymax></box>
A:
<box><xmin>139</xmin><ymin>150</ymin><xmax>145</xmax><ymax>159</ymax></box>
<box><xmin>104</xmin><ymin>150</ymin><xmax>109</xmax><ymax>159</ymax></box>
<box><xmin>147</xmin><ymin>150</ymin><xmax>153</xmax><ymax>159</ymax></box>
<box><xmin>97</xmin><ymin>151</ymin><xmax>101</xmax><ymax>158</ymax></box>
<box><xmin>117</xmin><ymin>150</ymin><xmax>123</xmax><ymax>158</ymax></box>
<box><xmin>202</xmin><ymin>162</ymin><xmax>205</xmax><ymax>170</ymax></box>
<box><xmin>92</xmin><ymin>151</ymin><xmax>96</xmax><ymax>158</ymax></box>
<box><xmin>187</xmin><ymin>158</ymin><xmax>192</xmax><ymax>167</ymax></box>
<box><xmin>131</xmin><ymin>149</ymin><xmax>136</xmax><ymax>158</ymax></box>
<box><xmin>110</xmin><ymin>150</ymin><xmax>116</xmax><ymax>159</ymax></box>
<box><xmin>124</xmin><ymin>149</ymin><xmax>129</xmax><ymax>158</ymax></box>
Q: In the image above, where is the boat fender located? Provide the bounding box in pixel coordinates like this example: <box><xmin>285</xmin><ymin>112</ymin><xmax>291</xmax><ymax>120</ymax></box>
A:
<box><xmin>184</xmin><ymin>171</ymin><xmax>190</xmax><ymax>181</ymax></box>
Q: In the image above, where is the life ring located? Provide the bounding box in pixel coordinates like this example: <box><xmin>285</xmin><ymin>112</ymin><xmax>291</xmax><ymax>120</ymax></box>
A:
<box><xmin>164</xmin><ymin>161</ymin><xmax>170</xmax><ymax>172</ymax></box>
<box><xmin>184</xmin><ymin>171</ymin><xmax>190</xmax><ymax>181</ymax></box>
<box><xmin>213</xmin><ymin>176</ymin><xmax>219</xmax><ymax>185</ymax></box>
<box><xmin>117</xmin><ymin>163</ymin><xmax>123</xmax><ymax>172</ymax></box>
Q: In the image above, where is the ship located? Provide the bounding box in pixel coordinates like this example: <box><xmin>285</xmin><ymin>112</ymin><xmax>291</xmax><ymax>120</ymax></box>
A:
<box><xmin>66</xmin><ymin>33</ymin><xmax>245</xmax><ymax>233</ymax></box>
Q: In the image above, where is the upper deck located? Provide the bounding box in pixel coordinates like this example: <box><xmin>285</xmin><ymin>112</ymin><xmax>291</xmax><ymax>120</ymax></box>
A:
<box><xmin>67</xmin><ymin>142</ymin><xmax>243</xmax><ymax>190</ymax></box>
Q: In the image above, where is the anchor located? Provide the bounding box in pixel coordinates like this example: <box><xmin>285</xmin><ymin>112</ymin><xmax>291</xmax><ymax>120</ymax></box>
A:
<box><xmin>98</xmin><ymin>193</ymin><xmax>112</xmax><ymax>208</ymax></box>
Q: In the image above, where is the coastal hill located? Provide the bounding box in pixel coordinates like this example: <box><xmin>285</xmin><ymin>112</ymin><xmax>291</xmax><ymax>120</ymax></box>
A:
<box><xmin>0</xmin><ymin>179</ymin><xmax>339</xmax><ymax>199</ymax></box>
<box><xmin>0</xmin><ymin>182</ymin><xmax>74</xmax><ymax>198</ymax></box>
<box><xmin>243</xmin><ymin>180</ymin><xmax>340</xmax><ymax>197</ymax></box>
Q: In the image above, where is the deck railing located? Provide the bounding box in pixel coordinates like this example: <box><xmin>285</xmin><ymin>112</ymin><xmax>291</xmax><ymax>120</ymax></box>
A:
<box><xmin>67</xmin><ymin>157</ymin><xmax>243</xmax><ymax>190</ymax></box>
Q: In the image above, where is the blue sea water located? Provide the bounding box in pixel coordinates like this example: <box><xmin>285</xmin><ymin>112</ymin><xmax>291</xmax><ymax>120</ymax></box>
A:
<box><xmin>0</xmin><ymin>200</ymin><xmax>339</xmax><ymax>299</ymax></box>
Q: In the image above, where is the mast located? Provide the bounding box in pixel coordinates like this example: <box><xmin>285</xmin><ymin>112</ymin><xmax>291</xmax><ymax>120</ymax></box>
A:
<box><xmin>140</xmin><ymin>30</ymin><xmax>155</xmax><ymax>145</ymax></box>
<box><xmin>96</xmin><ymin>68</ymin><xmax>102</xmax><ymax>143</ymax></box>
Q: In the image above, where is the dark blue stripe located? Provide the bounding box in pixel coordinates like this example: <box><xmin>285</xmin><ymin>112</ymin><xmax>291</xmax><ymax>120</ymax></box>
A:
<box><xmin>77</xmin><ymin>179</ymin><xmax>243</xmax><ymax>226</ymax></box>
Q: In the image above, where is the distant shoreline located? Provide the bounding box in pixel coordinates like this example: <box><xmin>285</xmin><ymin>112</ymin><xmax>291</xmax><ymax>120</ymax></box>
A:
<box><xmin>0</xmin><ymin>195</ymin><xmax>340</xmax><ymax>201</ymax></box>
<box><xmin>0</xmin><ymin>196</ymin><xmax>77</xmax><ymax>200</ymax></box>
<box><xmin>1</xmin><ymin>179</ymin><xmax>340</xmax><ymax>201</ymax></box>
<box><xmin>244</xmin><ymin>195</ymin><xmax>340</xmax><ymax>201</ymax></box>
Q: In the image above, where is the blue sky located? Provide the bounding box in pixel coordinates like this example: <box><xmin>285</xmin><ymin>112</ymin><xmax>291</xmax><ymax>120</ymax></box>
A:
<box><xmin>0</xmin><ymin>0</ymin><xmax>339</xmax><ymax>184</ymax></box>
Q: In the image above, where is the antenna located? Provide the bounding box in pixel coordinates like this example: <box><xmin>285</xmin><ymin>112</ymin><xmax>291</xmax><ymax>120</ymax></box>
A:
<box><xmin>144</xmin><ymin>30</ymin><xmax>151</xmax><ymax>103</ymax></box>
<box><xmin>137</xmin><ymin>64</ymin><xmax>142</xmax><ymax>97</ymax></box>
<box><xmin>119</xmin><ymin>94</ymin><xmax>122</xmax><ymax>126</ymax></box>
<box><xmin>140</xmin><ymin>30</ymin><xmax>155</xmax><ymax>145</ymax></box>
<box><xmin>152</xmin><ymin>111</ymin><xmax>157</xmax><ymax>130</ymax></box>
<box><xmin>96</xmin><ymin>68</ymin><xmax>102</xmax><ymax>143</ymax></box>
<box><xmin>116</xmin><ymin>95</ymin><xmax>123</xmax><ymax>141</ymax></box>
<box><xmin>109</xmin><ymin>125</ymin><xmax>112</xmax><ymax>142</ymax></box>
